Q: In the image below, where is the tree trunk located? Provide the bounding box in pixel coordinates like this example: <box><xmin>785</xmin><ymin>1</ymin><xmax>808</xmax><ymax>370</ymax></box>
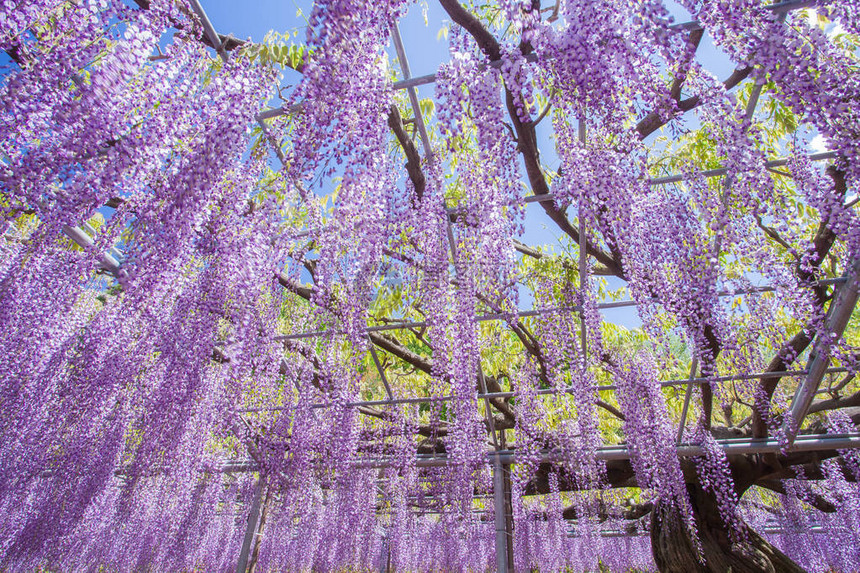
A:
<box><xmin>650</xmin><ymin>483</ymin><xmax>806</xmax><ymax>573</ymax></box>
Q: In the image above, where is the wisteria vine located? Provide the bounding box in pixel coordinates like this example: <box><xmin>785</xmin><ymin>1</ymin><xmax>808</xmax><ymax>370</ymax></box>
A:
<box><xmin>0</xmin><ymin>0</ymin><xmax>859</xmax><ymax>571</ymax></box>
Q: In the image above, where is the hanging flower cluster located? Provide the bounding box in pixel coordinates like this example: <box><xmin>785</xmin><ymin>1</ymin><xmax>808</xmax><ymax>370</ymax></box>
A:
<box><xmin>613</xmin><ymin>353</ymin><xmax>695</xmax><ymax>533</ymax></box>
<box><xmin>692</xmin><ymin>427</ymin><xmax>744</xmax><ymax>541</ymax></box>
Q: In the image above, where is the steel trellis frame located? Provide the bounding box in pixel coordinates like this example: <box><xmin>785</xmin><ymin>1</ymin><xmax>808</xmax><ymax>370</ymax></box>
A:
<box><xmin>251</xmin><ymin>152</ymin><xmax>837</xmax><ymax>246</ymax></box>
<box><xmin>43</xmin><ymin>0</ymin><xmax>860</xmax><ymax>564</ymax></box>
<box><xmin>63</xmin><ymin>0</ymin><xmax>835</xmax><ymax>263</ymax></box>
<box><xmin>254</xmin><ymin>0</ymin><xmax>820</xmax><ymax>122</ymax></box>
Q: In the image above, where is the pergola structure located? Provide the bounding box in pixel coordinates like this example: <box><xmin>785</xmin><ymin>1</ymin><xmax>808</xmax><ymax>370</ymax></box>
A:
<box><xmin>3</xmin><ymin>0</ymin><xmax>860</xmax><ymax>571</ymax></box>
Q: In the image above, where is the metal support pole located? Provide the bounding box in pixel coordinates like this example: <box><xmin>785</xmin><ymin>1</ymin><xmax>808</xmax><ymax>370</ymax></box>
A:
<box><xmin>187</xmin><ymin>0</ymin><xmax>228</xmax><ymax>62</ymax></box>
<box><xmin>369</xmin><ymin>343</ymin><xmax>394</xmax><ymax>401</ymax></box>
<box><xmin>577</xmin><ymin>118</ymin><xmax>588</xmax><ymax>367</ymax></box>
<box><xmin>236</xmin><ymin>479</ymin><xmax>264</xmax><ymax>573</ymax></box>
<box><xmin>62</xmin><ymin>225</ymin><xmax>122</xmax><ymax>275</ymax></box>
<box><xmin>676</xmin><ymin>357</ymin><xmax>699</xmax><ymax>444</ymax></box>
<box><xmin>443</xmin><ymin>148</ymin><xmax>509</xmax><ymax>570</ymax></box>
<box><xmin>377</xmin><ymin>531</ymin><xmax>390</xmax><ymax>573</ymax></box>
<box><xmin>493</xmin><ymin>458</ymin><xmax>509</xmax><ymax>573</ymax></box>
<box><xmin>745</xmin><ymin>82</ymin><xmax>765</xmax><ymax>120</ymax></box>
<box><xmin>784</xmin><ymin>257</ymin><xmax>860</xmax><ymax>444</ymax></box>
<box><xmin>444</xmin><ymin>189</ymin><xmax>501</xmax><ymax>449</ymax></box>
<box><xmin>391</xmin><ymin>24</ymin><xmax>433</xmax><ymax>161</ymax></box>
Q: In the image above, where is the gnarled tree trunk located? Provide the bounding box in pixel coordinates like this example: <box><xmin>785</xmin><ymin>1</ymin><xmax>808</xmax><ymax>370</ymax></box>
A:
<box><xmin>650</xmin><ymin>483</ymin><xmax>806</xmax><ymax>573</ymax></box>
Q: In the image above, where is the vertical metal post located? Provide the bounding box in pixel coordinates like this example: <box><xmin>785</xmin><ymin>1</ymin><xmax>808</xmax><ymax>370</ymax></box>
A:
<box><xmin>577</xmin><ymin>118</ymin><xmax>588</xmax><ymax>366</ymax></box>
<box><xmin>377</xmin><ymin>531</ymin><xmax>390</xmax><ymax>573</ymax></box>
<box><xmin>392</xmin><ymin>24</ymin><xmax>433</xmax><ymax>161</ymax></box>
<box><xmin>493</xmin><ymin>457</ymin><xmax>509</xmax><ymax>573</ymax></box>
<box><xmin>445</xmin><ymin>164</ymin><xmax>509</xmax><ymax>570</ymax></box>
<box><xmin>676</xmin><ymin>357</ymin><xmax>699</xmax><ymax>444</ymax></box>
<box><xmin>236</xmin><ymin>478</ymin><xmax>264</xmax><ymax>573</ymax></box>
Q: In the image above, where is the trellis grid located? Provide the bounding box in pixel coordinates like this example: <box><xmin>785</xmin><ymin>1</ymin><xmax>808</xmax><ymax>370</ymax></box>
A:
<box><xmin>19</xmin><ymin>0</ymin><xmax>860</xmax><ymax>570</ymax></box>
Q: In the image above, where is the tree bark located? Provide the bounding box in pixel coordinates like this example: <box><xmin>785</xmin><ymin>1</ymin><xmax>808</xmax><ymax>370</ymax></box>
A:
<box><xmin>651</xmin><ymin>484</ymin><xmax>807</xmax><ymax>573</ymax></box>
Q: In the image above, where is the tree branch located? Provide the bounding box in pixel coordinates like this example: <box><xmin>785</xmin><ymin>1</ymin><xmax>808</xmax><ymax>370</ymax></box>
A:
<box><xmin>631</xmin><ymin>28</ymin><xmax>705</xmax><ymax>140</ymax></box>
<box><xmin>387</xmin><ymin>105</ymin><xmax>426</xmax><ymax>202</ymax></box>
<box><xmin>437</xmin><ymin>0</ymin><xmax>624</xmax><ymax>277</ymax></box>
<box><xmin>756</xmin><ymin>479</ymin><xmax>836</xmax><ymax>513</ymax></box>
<box><xmin>368</xmin><ymin>332</ymin><xmax>433</xmax><ymax>375</ymax></box>
<box><xmin>503</xmin><ymin>87</ymin><xmax>626</xmax><ymax>277</ymax></box>
<box><xmin>807</xmin><ymin>389</ymin><xmax>860</xmax><ymax>415</ymax></box>
<box><xmin>636</xmin><ymin>66</ymin><xmax>752</xmax><ymax>139</ymax></box>
<box><xmin>133</xmin><ymin>0</ymin><xmax>247</xmax><ymax>52</ymax></box>
<box><xmin>752</xmin><ymin>330</ymin><xmax>814</xmax><ymax>438</ymax></box>
<box><xmin>436</xmin><ymin>0</ymin><xmax>501</xmax><ymax>60</ymax></box>
<box><xmin>597</xmin><ymin>400</ymin><xmax>626</xmax><ymax>421</ymax></box>
<box><xmin>561</xmin><ymin>500</ymin><xmax>652</xmax><ymax>522</ymax></box>
<box><xmin>275</xmin><ymin>272</ymin><xmax>435</xmax><ymax>375</ymax></box>
<box><xmin>513</xmin><ymin>239</ymin><xmax>614</xmax><ymax>275</ymax></box>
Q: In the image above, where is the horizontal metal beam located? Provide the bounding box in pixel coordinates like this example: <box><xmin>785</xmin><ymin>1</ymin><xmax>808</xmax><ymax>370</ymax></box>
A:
<box><xmin>646</xmin><ymin>151</ymin><xmax>837</xmax><ymax>187</ymax></box>
<box><xmin>668</xmin><ymin>0</ymin><xmax>815</xmax><ymax>31</ymax></box>
<box><xmin>274</xmin><ymin>277</ymin><xmax>845</xmax><ymax>341</ymax></box>
<box><xmin>274</xmin><ymin>305</ymin><xmax>577</xmax><ymax>341</ymax></box>
<box><xmin>62</xmin><ymin>225</ymin><xmax>122</xmax><ymax>275</ymax></box>
<box><xmin>237</xmin><ymin>367</ymin><xmax>852</xmax><ymax>413</ymax></box>
<box><xmin>217</xmin><ymin>432</ymin><xmax>860</xmax><ymax>472</ymax></box>
<box><xmin>518</xmin><ymin>151</ymin><xmax>838</xmax><ymax>206</ymax></box>
<box><xmin>275</xmin><ymin>151</ymin><xmax>837</xmax><ymax>245</ymax></box>
<box><xmin>570</xmin><ymin>525</ymin><xmax>826</xmax><ymax>538</ymax></box>
<box><xmin>83</xmin><ymin>160</ymin><xmax>844</xmax><ymax>289</ymax></box>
